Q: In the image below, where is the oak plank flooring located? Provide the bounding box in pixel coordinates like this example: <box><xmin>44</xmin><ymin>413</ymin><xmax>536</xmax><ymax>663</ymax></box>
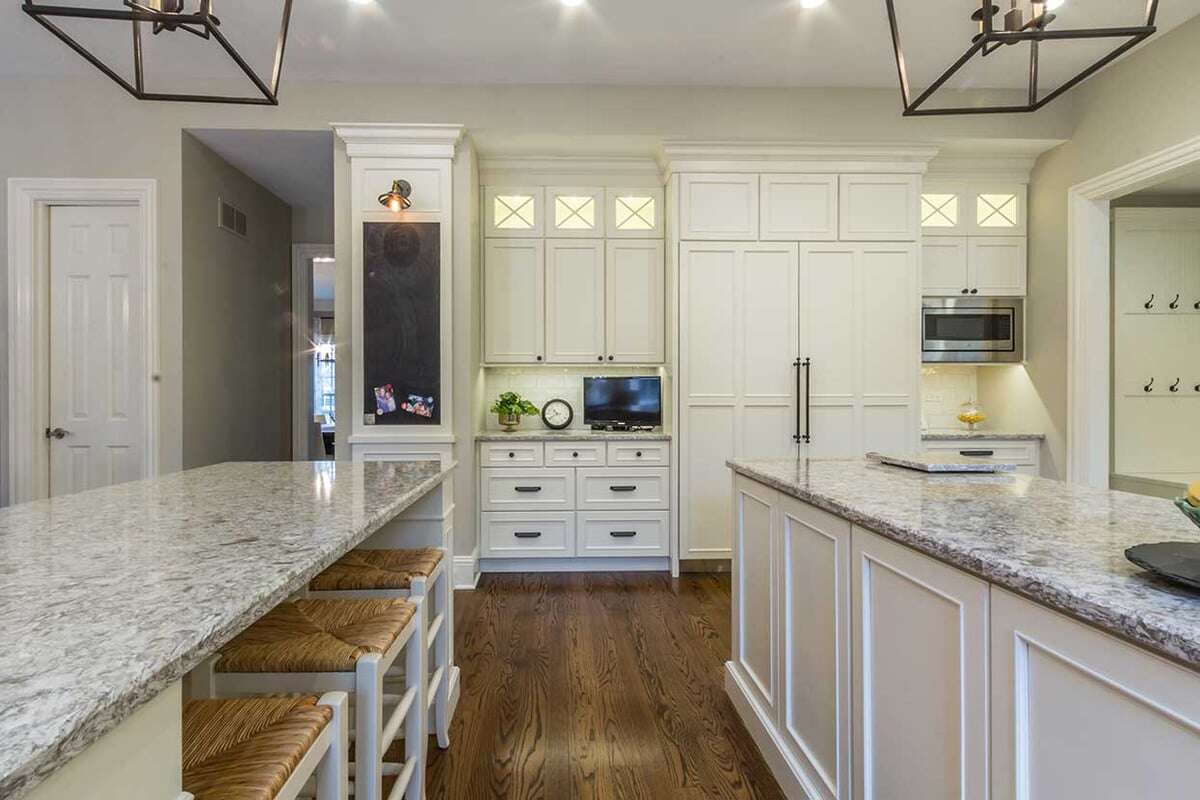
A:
<box><xmin>426</xmin><ymin>573</ymin><xmax>786</xmax><ymax>800</ymax></box>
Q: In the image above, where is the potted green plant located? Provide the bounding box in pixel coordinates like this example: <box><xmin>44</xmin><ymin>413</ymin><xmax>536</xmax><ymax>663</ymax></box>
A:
<box><xmin>489</xmin><ymin>391</ymin><xmax>539</xmax><ymax>431</ymax></box>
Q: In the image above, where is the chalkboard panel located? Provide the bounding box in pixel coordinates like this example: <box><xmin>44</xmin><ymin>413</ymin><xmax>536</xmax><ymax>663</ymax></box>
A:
<box><xmin>362</xmin><ymin>222</ymin><xmax>440</xmax><ymax>426</ymax></box>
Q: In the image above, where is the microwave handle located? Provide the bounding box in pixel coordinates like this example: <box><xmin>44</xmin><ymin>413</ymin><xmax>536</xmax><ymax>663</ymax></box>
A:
<box><xmin>793</xmin><ymin>358</ymin><xmax>811</xmax><ymax>445</ymax></box>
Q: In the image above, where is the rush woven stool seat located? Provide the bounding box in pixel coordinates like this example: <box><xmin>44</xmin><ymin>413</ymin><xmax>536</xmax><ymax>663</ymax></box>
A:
<box><xmin>182</xmin><ymin>694</ymin><xmax>348</xmax><ymax>800</ymax></box>
<box><xmin>309</xmin><ymin>548</ymin><xmax>451</xmax><ymax>750</ymax></box>
<box><xmin>194</xmin><ymin>598</ymin><xmax>427</xmax><ymax>800</ymax></box>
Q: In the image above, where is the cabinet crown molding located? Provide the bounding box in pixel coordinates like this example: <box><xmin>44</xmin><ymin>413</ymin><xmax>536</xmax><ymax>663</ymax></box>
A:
<box><xmin>332</xmin><ymin>123</ymin><xmax>465</xmax><ymax>158</ymax></box>
<box><xmin>657</xmin><ymin>140</ymin><xmax>939</xmax><ymax>177</ymax></box>
<box><xmin>925</xmin><ymin>155</ymin><xmax>1036</xmax><ymax>184</ymax></box>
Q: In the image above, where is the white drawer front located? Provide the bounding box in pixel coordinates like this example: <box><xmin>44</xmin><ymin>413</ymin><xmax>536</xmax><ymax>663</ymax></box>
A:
<box><xmin>576</xmin><ymin>468</ymin><xmax>671</xmax><ymax>511</ymax></box>
<box><xmin>481</xmin><ymin>512</ymin><xmax>574</xmax><ymax>558</ymax></box>
<box><xmin>545</xmin><ymin>441</ymin><xmax>607</xmax><ymax>467</ymax></box>
<box><xmin>923</xmin><ymin>440</ymin><xmax>1038</xmax><ymax>465</ymax></box>
<box><xmin>606</xmin><ymin>441</ymin><xmax>670</xmax><ymax>467</ymax></box>
<box><xmin>577</xmin><ymin>511</ymin><xmax>670</xmax><ymax>557</ymax></box>
<box><xmin>480</xmin><ymin>442</ymin><xmax>544</xmax><ymax>467</ymax></box>
<box><xmin>481</xmin><ymin>468</ymin><xmax>575</xmax><ymax>511</ymax></box>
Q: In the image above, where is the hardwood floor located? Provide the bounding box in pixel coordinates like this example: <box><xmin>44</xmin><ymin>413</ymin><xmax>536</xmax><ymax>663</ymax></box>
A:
<box><xmin>425</xmin><ymin>572</ymin><xmax>785</xmax><ymax>800</ymax></box>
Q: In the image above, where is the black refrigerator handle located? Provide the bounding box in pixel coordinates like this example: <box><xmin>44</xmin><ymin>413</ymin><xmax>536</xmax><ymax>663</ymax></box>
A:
<box><xmin>793</xmin><ymin>357</ymin><xmax>811</xmax><ymax>444</ymax></box>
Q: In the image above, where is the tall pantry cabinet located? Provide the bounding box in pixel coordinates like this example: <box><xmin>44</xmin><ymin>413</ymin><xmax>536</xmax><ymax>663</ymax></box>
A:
<box><xmin>665</xmin><ymin>145</ymin><xmax>935</xmax><ymax>561</ymax></box>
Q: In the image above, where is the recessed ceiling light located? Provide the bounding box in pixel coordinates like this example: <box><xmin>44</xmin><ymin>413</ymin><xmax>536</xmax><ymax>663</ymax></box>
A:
<box><xmin>1046</xmin><ymin>0</ymin><xmax>1066</xmax><ymax>8</ymax></box>
<box><xmin>799</xmin><ymin>0</ymin><xmax>828</xmax><ymax>8</ymax></box>
<box><xmin>561</xmin><ymin>0</ymin><xmax>585</xmax><ymax>6</ymax></box>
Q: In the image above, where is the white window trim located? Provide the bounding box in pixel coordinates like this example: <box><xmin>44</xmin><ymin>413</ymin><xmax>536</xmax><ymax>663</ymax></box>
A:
<box><xmin>6</xmin><ymin>177</ymin><xmax>159</xmax><ymax>504</ymax></box>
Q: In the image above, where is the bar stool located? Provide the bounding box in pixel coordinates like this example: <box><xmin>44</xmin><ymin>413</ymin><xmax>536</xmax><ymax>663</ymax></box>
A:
<box><xmin>194</xmin><ymin>598</ymin><xmax>426</xmax><ymax>800</ymax></box>
<box><xmin>182</xmin><ymin>693</ymin><xmax>348</xmax><ymax>800</ymax></box>
<box><xmin>309</xmin><ymin>547</ymin><xmax>451</xmax><ymax>749</ymax></box>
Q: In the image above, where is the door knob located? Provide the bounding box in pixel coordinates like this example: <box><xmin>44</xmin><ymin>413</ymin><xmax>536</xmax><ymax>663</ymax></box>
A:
<box><xmin>45</xmin><ymin>427</ymin><xmax>70</xmax><ymax>440</ymax></box>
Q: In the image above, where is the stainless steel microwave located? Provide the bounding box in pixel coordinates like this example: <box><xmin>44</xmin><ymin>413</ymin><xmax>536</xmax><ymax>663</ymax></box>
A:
<box><xmin>922</xmin><ymin>298</ymin><xmax>1024</xmax><ymax>363</ymax></box>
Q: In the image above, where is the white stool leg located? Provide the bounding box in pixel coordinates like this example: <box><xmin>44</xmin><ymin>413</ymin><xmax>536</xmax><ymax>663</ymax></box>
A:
<box><xmin>404</xmin><ymin>595</ymin><xmax>428</xmax><ymax>800</ymax></box>
<box><xmin>355</xmin><ymin>654</ymin><xmax>384</xmax><ymax>800</ymax></box>
<box><xmin>433</xmin><ymin>567</ymin><xmax>451</xmax><ymax>749</ymax></box>
<box><xmin>317</xmin><ymin>692</ymin><xmax>350</xmax><ymax>800</ymax></box>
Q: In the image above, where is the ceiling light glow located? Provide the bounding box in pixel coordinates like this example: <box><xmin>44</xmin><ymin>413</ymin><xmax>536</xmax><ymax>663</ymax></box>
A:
<box><xmin>561</xmin><ymin>0</ymin><xmax>585</xmax><ymax>7</ymax></box>
<box><xmin>799</xmin><ymin>0</ymin><xmax>827</xmax><ymax>7</ymax></box>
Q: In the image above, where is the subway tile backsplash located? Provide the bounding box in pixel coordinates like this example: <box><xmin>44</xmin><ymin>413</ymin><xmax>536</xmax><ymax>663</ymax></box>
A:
<box><xmin>482</xmin><ymin>366</ymin><xmax>663</xmax><ymax>431</ymax></box>
<box><xmin>920</xmin><ymin>365</ymin><xmax>979</xmax><ymax>431</ymax></box>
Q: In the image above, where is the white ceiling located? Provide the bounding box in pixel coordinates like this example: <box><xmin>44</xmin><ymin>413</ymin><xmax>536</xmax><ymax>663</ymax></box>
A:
<box><xmin>2</xmin><ymin>1</ymin><xmax>1194</xmax><ymax>92</ymax></box>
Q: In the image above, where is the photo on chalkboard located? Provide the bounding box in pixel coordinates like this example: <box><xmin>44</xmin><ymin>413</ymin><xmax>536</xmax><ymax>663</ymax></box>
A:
<box><xmin>362</xmin><ymin>221</ymin><xmax>441</xmax><ymax>425</ymax></box>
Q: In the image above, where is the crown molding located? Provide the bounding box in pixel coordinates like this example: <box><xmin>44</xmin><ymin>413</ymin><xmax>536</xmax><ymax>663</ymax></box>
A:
<box><xmin>925</xmin><ymin>155</ymin><xmax>1039</xmax><ymax>183</ymax></box>
<box><xmin>656</xmin><ymin>140</ymin><xmax>941</xmax><ymax>177</ymax></box>
<box><xmin>332</xmin><ymin>123</ymin><xmax>466</xmax><ymax>159</ymax></box>
<box><xmin>479</xmin><ymin>155</ymin><xmax>661</xmax><ymax>179</ymax></box>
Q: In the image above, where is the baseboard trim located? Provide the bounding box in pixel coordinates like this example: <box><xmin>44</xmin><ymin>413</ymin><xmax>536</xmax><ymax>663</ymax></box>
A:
<box><xmin>725</xmin><ymin>662</ymin><xmax>819</xmax><ymax>800</ymax></box>
<box><xmin>453</xmin><ymin>551</ymin><xmax>480</xmax><ymax>590</ymax></box>
<box><xmin>479</xmin><ymin>556</ymin><xmax>670</xmax><ymax>573</ymax></box>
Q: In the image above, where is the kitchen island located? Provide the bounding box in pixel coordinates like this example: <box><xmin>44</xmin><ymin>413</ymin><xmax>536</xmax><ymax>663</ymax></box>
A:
<box><xmin>726</xmin><ymin>458</ymin><xmax>1200</xmax><ymax>800</ymax></box>
<box><xmin>0</xmin><ymin>459</ymin><xmax>456</xmax><ymax>800</ymax></box>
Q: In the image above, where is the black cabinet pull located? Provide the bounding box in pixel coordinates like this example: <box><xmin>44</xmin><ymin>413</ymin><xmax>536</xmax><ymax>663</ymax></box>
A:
<box><xmin>793</xmin><ymin>357</ymin><xmax>811</xmax><ymax>444</ymax></box>
<box><xmin>609</xmin><ymin>531</ymin><xmax>638</xmax><ymax>538</ymax></box>
<box><xmin>513</xmin><ymin>531</ymin><xmax>542</xmax><ymax>539</ymax></box>
<box><xmin>970</xmin><ymin>288</ymin><xmax>979</xmax><ymax>294</ymax></box>
<box><xmin>514</xmin><ymin>486</ymin><xmax>543</xmax><ymax>493</ymax></box>
<box><xmin>609</xmin><ymin>485</ymin><xmax>637</xmax><ymax>492</ymax></box>
<box><xmin>960</xmin><ymin>449</ymin><xmax>995</xmax><ymax>457</ymax></box>
<box><xmin>961</xmin><ymin>288</ymin><xmax>969</xmax><ymax>295</ymax></box>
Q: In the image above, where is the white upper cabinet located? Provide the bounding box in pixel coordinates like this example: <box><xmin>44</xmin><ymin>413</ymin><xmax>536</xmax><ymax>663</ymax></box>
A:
<box><xmin>922</xmin><ymin>181</ymin><xmax>1027</xmax><ymax>237</ymax></box>
<box><xmin>969</xmin><ymin>236</ymin><xmax>1027</xmax><ymax>296</ymax></box>
<box><xmin>606</xmin><ymin>240</ymin><xmax>665</xmax><ymax>363</ymax></box>
<box><xmin>680</xmin><ymin>174</ymin><xmax>760</xmax><ymax>240</ymax></box>
<box><xmin>838</xmin><ymin>174</ymin><xmax>920</xmax><ymax>242</ymax></box>
<box><xmin>921</xmin><ymin>236</ymin><xmax>970</xmax><ymax>295</ymax></box>
<box><xmin>548</xmin><ymin>186</ymin><xmax>604</xmax><ymax>237</ymax></box>
<box><xmin>485</xmin><ymin>186</ymin><xmax>544</xmax><ymax>237</ymax></box>
<box><xmin>920</xmin><ymin>180</ymin><xmax>968</xmax><ymax>237</ymax></box>
<box><xmin>484</xmin><ymin>239</ymin><xmax>545</xmax><ymax>363</ymax></box>
<box><xmin>760</xmin><ymin>174</ymin><xmax>839</xmax><ymax>241</ymax></box>
<box><xmin>606</xmin><ymin>188</ymin><xmax>664</xmax><ymax>238</ymax></box>
<box><xmin>545</xmin><ymin>239</ymin><xmax>606</xmax><ymax>363</ymax></box>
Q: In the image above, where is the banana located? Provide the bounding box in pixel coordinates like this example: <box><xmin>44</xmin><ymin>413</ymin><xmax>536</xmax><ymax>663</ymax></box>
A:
<box><xmin>1189</xmin><ymin>480</ymin><xmax>1200</xmax><ymax>508</ymax></box>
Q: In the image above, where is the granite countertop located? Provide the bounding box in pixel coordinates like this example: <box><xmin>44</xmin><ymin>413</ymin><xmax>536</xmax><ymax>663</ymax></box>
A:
<box><xmin>476</xmin><ymin>429</ymin><xmax>672</xmax><ymax>442</ymax></box>
<box><xmin>876</xmin><ymin>451</ymin><xmax>1016</xmax><ymax>473</ymax></box>
<box><xmin>727</xmin><ymin>458</ymin><xmax>1200</xmax><ymax>671</ymax></box>
<box><xmin>922</xmin><ymin>430</ymin><xmax>1045</xmax><ymax>441</ymax></box>
<box><xmin>0</xmin><ymin>460</ymin><xmax>454</xmax><ymax>800</ymax></box>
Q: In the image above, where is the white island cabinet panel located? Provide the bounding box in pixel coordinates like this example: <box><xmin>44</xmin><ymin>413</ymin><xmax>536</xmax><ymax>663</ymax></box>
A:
<box><xmin>852</xmin><ymin>526</ymin><xmax>989</xmax><ymax>800</ymax></box>
<box><xmin>733</xmin><ymin>475</ymin><xmax>778</xmax><ymax>716</ymax></box>
<box><xmin>778</xmin><ymin>494</ymin><xmax>851</xmax><ymax>800</ymax></box>
<box><xmin>991</xmin><ymin>588</ymin><xmax>1200</xmax><ymax>800</ymax></box>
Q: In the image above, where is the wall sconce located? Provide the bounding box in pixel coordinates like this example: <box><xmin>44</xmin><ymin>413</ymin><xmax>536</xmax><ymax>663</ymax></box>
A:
<box><xmin>378</xmin><ymin>180</ymin><xmax>412</xmax><ymax>212</ymax></box>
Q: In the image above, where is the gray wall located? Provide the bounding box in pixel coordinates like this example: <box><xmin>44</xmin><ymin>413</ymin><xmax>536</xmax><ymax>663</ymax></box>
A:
<box><xmin>181</xmin><ymin>133</ymin><xmax>293</xmax><ymax>469</ymax></box>
<box><xmin>0</xmin><ymin>79</ymin><xmax>1078</xmax><ymax>508</ymax></box>
<box><xmin>984</xmin><ymin>15</ymin><xmax>1200</xmax><ymax>479</ymax></box>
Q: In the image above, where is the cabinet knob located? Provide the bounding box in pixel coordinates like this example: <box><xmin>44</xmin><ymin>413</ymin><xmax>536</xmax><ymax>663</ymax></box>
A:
<box><xmin>572</xmin><ymin>451</ymin><xmax>579</xmax><ymax>458</ymax></box>
<box><xmin>508</xmin><ymin>452</ymin><xmax>515</xmax><ymax>458</ymax></box>
<box><xmin>536</xmin><ymin>355</ymin><xmax>543</xmax><ymax>361</ymax></box>
<box><xmin>970</xmin><ymin>288</ymin><xmax>979</xmax><ymax>295</ymax></box>
<box><xmin>607</xmin><ymin>355</ymin><xmax>614</xmax><ymax>361</ymax></box>
<box><xmin>636</xmin><ymin>451</ymin><xmax>642</xmax><ymax>457</ymax></box>
<box><xmin>961</xmin><ymin>288</ymin><xmax>969</xmax><ymax>295</ymax></box>
<box><xmin>597</xmin><ymin>356</ymin><xmax>603</xmax><ymax>361</ymax></box>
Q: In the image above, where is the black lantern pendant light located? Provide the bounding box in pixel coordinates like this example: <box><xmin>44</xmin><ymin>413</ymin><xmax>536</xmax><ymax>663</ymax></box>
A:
<box><xmin>21</xmin><ymin>0</ymin><xmax>294</xmax><ymax>105</ymax></box>
<box><xmin>885</xmin><ymin>0</ymin><xmax>1159</xmax><ymax>115</ymax></box>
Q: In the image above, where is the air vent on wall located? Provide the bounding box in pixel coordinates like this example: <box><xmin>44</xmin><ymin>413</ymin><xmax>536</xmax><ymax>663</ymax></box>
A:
<box><xmin>218</xmin><ymin>197</ymin><xmax>248</xmax><ymax>238</ymax></box>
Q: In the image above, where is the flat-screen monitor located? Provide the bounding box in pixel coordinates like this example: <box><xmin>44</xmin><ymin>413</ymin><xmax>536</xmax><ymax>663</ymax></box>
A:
<box><xmin>584</xmin><ymin>376</ymin><xmax>662</xmax><ymax>427</ymax></box>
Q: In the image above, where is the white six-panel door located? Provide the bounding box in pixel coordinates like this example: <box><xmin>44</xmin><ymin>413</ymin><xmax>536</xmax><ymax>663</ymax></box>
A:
<box><xmin>680</xmin><ymin>242</ymin><xmax>799</xmax><ymax>559</ymax></box>
<box><xmin>48</xmin><ymin>205</ymin><xmax>146</xmax><ymax>497</ymax></box>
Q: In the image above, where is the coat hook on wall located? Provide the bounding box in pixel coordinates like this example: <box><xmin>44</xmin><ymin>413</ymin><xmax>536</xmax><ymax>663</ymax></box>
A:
<box><xmin>1144</xmin><ymin>293</ymin><xmax>1155</xmax><ymax>309</ymax></box>
<box><xmin>1170</xmin><ymin>378</ymin><xmax>1181</xmax><ymax>392</ymax></box>
<box><xmin>1144</xmin><ymin>377</ymin><xmax>1155</xmax><ymax>392</ymax></box>
<box><xmin>1169</xmin><ymin>294</ymin><xmax>1180</xmax><ymax>310</ymax></box>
